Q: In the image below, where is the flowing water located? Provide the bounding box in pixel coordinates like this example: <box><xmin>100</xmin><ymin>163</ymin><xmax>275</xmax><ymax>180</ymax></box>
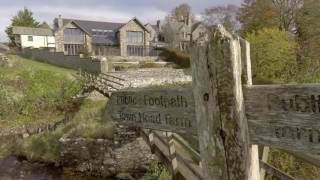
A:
<box><xmin>0</xmin><ymin>156</ymin><xmax>106</xmax><ymax>180</ymax></box>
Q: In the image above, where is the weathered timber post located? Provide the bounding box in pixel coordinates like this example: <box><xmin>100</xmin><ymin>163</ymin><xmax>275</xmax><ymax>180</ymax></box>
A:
<box><xmin>191</xmin><ymin>25</ymin><xmax>251</xmax><ymax>180</ymax></box>
<box><xmin>240</xmin><ymin>39</ymin><xmax>260</xmax><ymax>180</ymax></box>
<box><xmin>259</xmin><ymin>146</ymin><xmax>270</xmax><ymax>180</ymax></box>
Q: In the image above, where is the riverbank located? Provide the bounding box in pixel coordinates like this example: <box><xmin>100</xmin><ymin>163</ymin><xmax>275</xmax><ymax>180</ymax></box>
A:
<box><xmin>0</xmin><ymin>54</ymin><xmax>172</xmax><ymax>179</ymax></box>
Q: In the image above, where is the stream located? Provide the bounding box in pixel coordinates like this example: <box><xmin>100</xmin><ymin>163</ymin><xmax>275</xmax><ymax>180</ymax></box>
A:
<box><xmin>0</xmin><ymin>156</ymin><xmax>106</xmax><ymax>180</ymax></box>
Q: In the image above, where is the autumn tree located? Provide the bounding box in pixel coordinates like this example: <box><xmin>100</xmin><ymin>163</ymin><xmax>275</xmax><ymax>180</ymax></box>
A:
<box><xmin>5</xmin><ymin>7</ymin><xmax>39</xmax><ymax>47</ymax></box>
<box><xmin>295</xmin><ymin>0</ymin><xmax>320</xmax><ymax>82</ymax></box>
<box><xmin>238</xmin><ymin>0</ymin><xmax>303</xmax><ymax>34</ymax></box>
<box><xmin>38</xmin><ymin>21</ymin><xmax>51</xmax><ymax>29</ymax></box>
<box><xmin>238</xmin><ymin>0</ymin><xmax>279</xmax><ymax>34</ymax></box>
<box><xmin>272</xmin><ymin>0</ymin><xmax>303</xmax><ymax>32</ymax></box>
<box><xmin>246</xmin><ymin>28</ymin><xmax>297</xmax><ymax>83</ymax></box>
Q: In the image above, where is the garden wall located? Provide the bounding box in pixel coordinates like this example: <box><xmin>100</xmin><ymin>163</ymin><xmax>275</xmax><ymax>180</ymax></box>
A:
<box><xmin>21</xmin><ymin>48</ymin><xmax>108</xmax><ymax>73</ymax></box>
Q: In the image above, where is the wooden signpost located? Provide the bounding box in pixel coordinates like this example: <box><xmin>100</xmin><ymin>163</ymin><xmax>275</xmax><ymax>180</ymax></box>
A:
<box><xmin>245</xmin><ymin>84</ymin><xmax>320</xmax><ymax>154</ymax></box>
<box><xmin>108</xmin><ymin>88</ymin><xmax>197</xmax><ymax>134</ymax></box>
<box><xmin>108</xmin><ymin>25</ymin><xmax>320</xmax><ymax>179</ymax></box>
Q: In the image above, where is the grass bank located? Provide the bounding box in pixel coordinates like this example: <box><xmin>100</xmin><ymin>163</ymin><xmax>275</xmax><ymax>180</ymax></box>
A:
<box><xmin>12</xmin><ymin>99</ymin><xmax>113</xmax><ymax>162</ymax></box>
<box><xmin>0</xmin><ymin>54</ymin><xmax>81</xmax><ymax>130</ymax></box>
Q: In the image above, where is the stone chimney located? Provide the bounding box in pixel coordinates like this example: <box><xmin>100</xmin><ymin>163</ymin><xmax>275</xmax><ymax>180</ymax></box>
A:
<box><xmin>187</xmin><ymin>14</ymin><xmax>192</xmax><ymax>27</ymax></box>
<box><xmin>156</xmin><ymin>20</ymin><xmax>161</xmax><ymax>30</ymax></box>
<box><xmin>58</xmin><ymin>15</ymin><xmax>63</xmax><ymax>28</ymax></box>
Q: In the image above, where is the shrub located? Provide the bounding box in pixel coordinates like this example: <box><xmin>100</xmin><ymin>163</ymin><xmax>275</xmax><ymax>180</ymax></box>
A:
<box><xmin>246</xmin><ymin>28</ymin><xmax>298</xmax><ymax>84</ymax></box>
<box><xmin>140</xmin><ymin>161</ymin><xmax>172</xmax><ymax>180</ymax></box>
<box><xmin>267</xmin><ymin>149</ymin><xmax>320</xmax><ymax>180</ymax></box>
<box><xmin>159</xmin><ymin>48</ymin><xmax>190</xmax><ymax>68</ymax></box>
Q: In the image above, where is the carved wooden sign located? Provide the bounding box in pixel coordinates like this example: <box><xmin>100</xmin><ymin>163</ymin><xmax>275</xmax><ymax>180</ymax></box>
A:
<box><xmin>108</xmin><ymin>84</ymin><xmax>320</xmax><ymax>153</ymax></box>
<box><xmin>244</xmin><ymin>84</ymin><xmax>320</xmax><ymax>154</ymax></box>
<box><xmin>108</xmin><ymin>88</ymin><xmax>196</xmax><ymax>134</ymax></box>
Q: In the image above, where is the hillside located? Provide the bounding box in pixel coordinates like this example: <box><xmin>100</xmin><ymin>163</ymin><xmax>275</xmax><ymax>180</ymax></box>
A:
<box><xmin>0</xmin><ymin>54</ymin><xmax>80</xmax><ymax>132</ymax></box>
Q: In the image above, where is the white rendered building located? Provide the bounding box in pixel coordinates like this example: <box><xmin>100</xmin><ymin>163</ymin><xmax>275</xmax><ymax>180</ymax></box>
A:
<box><xmin>12</xmin><ymin>26</ymin><xmax>55</xmax><ymax>49</ymax></box>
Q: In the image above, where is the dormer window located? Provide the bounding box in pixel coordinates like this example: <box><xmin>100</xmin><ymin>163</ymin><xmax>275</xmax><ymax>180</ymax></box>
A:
<box><xmin>92</xmin><ymin>29</ymin><xmax>113</xmax><ymax>36</ymax></box>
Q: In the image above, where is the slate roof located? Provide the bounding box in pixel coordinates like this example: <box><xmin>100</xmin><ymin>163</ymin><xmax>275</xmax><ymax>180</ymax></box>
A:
<box><xmin>55</xmin><ymin>17</ymin><xmax>151</xmax><ymax>45</ymax></box>
<box><xmin>61</xmin><ymin>19</ymin><xmax>125</xmax><ymax>36</ymax></box>
<box><xmin>118</xmin><ymin>17</ymin><xmax>150</xmax><ymax>32</ymax></box>
<box><xmin>191</xmin><ymin>22</ymin><xmax>203</xmax><ymax>32</ymax></box>
<box><xmin>12</xmin><ymin>26</ymin><xmax>54</xmax><ymax>36</ymax></box>
<box><xmin>145</xmin><ymin>23</ymin><xmax>160</xmax><ymax>32</ymax></box>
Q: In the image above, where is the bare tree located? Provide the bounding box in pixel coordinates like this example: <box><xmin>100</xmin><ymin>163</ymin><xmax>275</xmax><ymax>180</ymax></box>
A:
<box><xmin>162</xmin><ymin>16</ymin><xmax>181</xmax><ymax>48</ymax></box>
<box><xmin>272</xmin><ymin>0</ymin><xmax>303</xmax><ymax>32</ymax></box>
<box><xmin>162</xmin><ymin>3</ymin><xmax>194</xmax><ymax>49</ymax></box>
<box><xmin>202</xmin><ymin>5</ymin><xmax>239</xmax><ymax>32</ymax></box>
<box><xmin>171</xmin><ymin>3</ymin><xmax>194</xmax><ymax>23</ymax></box>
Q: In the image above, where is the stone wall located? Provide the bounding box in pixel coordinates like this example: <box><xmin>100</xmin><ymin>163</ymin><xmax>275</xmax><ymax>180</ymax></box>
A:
<box><xmin>59</xmin><ymin>126</ymin><xmax>155</xmax><ymax>178</ymax></box>
<box><xmin>21</xmin><ymin>48</ymin><xmax>107</xmax><ymax>73</ymax></box>
<box><xmin>108</xmin><ymin>68</ymin><xmax>192</xmax><ymax>88</ymax></box>
<box><xmin>110</xmin><ymin>61</ymin><xmax>175</xmax><ymax>72</ymax></box>
<box><xmin>108</xmin><ymin>56</ymin><xmax>161</xmax><ymax>62</ymax></box>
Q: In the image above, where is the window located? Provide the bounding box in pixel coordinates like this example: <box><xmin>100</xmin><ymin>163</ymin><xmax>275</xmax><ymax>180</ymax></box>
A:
<box><xmin>64</xmin><ymin>28</ymin><xmax>84</xmax><ymax>43</ymax></box>
<box><xmin>28</xmin><ymin>36</ymin><xmax>33</xmax><ymax>41</ymax></box>
<box><xmin>127</xmin><ymin>45</ymin><xmax>144</xmax><ymax>56</ymax></box>
<box><xmin>127</xmin><ymin>31</ymin><xmax>143</xmax><ymax>44</ymax></box>
<box><xmin>199</xmin><ymin>32</ymin><xmax>206</xmax><ymax>37</ymax></box>
<box><xmin>92</xmin><ymin>29</ymin><xmax>113</xmax><ymax>36</ymax></box>
<box><xmin>64</xmin><ymin>44</ymin><xmax>84</xmax><ymax>55</ymax></box>
<box><xmin>158</xmin><ymin>34</ymin><xmax>165</xmax><ymax>42</ymax></box>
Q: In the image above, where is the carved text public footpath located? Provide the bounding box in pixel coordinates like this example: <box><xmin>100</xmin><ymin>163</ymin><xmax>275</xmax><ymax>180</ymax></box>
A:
<box><xmin>108</xmin><ymin>89</ymin><xmax>196</xmax><ymax>134</ymax></box>
<box><xmin>116</xmin><ymin>94</ymin><xmax>189</xmax><ymax>108</ymax></box>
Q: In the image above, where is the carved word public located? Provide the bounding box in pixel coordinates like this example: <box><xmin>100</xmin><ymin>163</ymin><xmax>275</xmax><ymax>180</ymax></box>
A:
<box><xmin>116</xmin><ymin>95</ymin><xmax>189</xmax><ymax>108</ymax></box>
<box><xmin>267</xmin><ymin>94</ymin><xmax>320</xmax><ymax>113</ymax></box>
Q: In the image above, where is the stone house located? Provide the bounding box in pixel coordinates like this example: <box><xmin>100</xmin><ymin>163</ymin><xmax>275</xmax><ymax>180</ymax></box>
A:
<box><xmin>191</xmin><ymin>22</ymin><xmax>209</xmax><ymax>42</ymax></box>
<box><xmin>165</xmin><ymin>15</ymin><xmax>209</xmax><ymax>51</ymax></box>
<box><xmin>53</xmin><ymin>15</ymin><xmax>163</xmax><ymax>57</ymax></box>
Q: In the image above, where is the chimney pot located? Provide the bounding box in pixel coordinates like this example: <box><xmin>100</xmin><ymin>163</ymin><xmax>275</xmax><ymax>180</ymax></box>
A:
<box><xmin>58</xmin><ymin>15</ymin><xmax>63</xmax><ymax>28</ymax></box>
<box><xmin>157</xmin><ymin>20</ymin><xmax>161</xmax><ymax>28</ymax></box>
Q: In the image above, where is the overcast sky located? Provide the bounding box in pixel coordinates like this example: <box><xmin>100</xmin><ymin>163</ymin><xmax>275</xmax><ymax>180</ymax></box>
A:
<box><xmin>0</xmin><ymin>0</ymin><xmax>242</xmax><ymax>42</ymax></box>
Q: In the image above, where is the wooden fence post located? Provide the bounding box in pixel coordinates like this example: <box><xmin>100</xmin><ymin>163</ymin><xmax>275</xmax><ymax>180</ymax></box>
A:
<box><xmin>191</xmin><ymin>25</ymin><xmax>251</xmax><ymax>180</ymax></box>
<box><xmin>240</xmin><ymin>39</ymin><xmax>261</xmax><ymax>180</ymax></box>
<box><xmin>259</xmin><ymin>146</ymin><xmax>270</xmax><ymax>180</ymax></box>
